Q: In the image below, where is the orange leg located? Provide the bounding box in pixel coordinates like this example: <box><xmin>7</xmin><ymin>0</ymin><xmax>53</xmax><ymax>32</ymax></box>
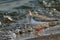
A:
<box><xmin>35</xmin><ymin>24</ymin><xmax>44</xmax><ymax>36</ymax></box>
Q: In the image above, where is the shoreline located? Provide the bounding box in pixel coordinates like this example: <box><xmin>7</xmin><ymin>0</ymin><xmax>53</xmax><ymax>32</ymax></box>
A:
<box><xmin>27</xmin><ymin>33</ymin><xmax>60</xmax><ymax>40</ymax></box>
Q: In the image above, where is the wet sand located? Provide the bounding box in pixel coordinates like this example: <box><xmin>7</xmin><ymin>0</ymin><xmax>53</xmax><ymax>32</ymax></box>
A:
<box><xmin>27</xmin><ymin>34</ymin><xmax>60</xmax><ymax>40</ymax></box>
